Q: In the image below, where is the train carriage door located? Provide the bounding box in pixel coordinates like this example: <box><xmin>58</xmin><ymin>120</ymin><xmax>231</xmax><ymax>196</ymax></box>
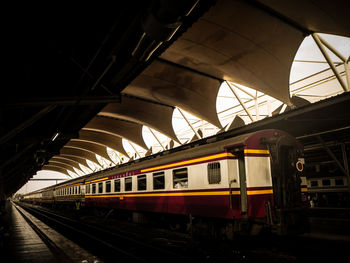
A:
<box><xmin>229</xmin><ymin>148</ymin><xmax>248</xmax><ymax>215</ymax></box>
<box><xmin>262</xmin><ymin>135</ymin><xmax>305</xmax><ymax>234</ymax></box>
<box><xmin>265</xmin><ymin>136</ymin><xmax>301</xmax><ymax>210</ymax></box>
<box><xmin>237</xmin><ymin>151</ymin><xmax>248</xmax><ymax>214</ymax></box>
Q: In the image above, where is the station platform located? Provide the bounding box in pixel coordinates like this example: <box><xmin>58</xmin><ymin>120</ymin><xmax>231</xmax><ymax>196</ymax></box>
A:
<box><xmin>3</xmin><ymin>203</ymin><xmax>59</xmax><ymax>263</ymax></box>
<box><xmin>0</xmin><ymin>201</ymin><xmax>101</xmax><ymax>263</ymax></box>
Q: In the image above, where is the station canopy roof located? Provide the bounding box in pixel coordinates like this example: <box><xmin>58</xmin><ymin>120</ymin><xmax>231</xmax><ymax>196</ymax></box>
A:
<box><xmin>2</xmin><ymin>0</ymin><xmax>350</xmax><ymax>196</ymax></box>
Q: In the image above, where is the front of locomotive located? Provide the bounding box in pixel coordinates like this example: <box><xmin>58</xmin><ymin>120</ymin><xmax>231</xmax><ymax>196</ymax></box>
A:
<box><xmin>257</xmin><ymin>129</ymin><xmax>307</xmax><ymax>235</ymax></box>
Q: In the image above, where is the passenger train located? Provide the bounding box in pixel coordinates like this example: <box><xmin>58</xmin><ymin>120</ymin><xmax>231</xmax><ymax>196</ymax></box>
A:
<box><xmin>21</xmin><ymin>129</ymin><xmax>308</xmax><ymax>237</ymax></box>
<box><xmin>306</xmin><ymin>176</ymin><xmax>349</xmax><ymax>207</ymax></box>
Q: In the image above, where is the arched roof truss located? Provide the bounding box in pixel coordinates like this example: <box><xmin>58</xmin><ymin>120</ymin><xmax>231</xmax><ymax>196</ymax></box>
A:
<box><xmin>83</xmin><ymin>116</ymin><xmax>148</xmax><ymax>150</ymax></box>
<box><xmin>48</xmin><ymin>160</ymin><xmax>76</xmax><ymax>174</ymax></box>
<box><xmin>60</xmin><ymin>147</ymin><xmax>101</xmax><ymax>167</ymax></box>
<box><xmin>78</xmin><ymin>130</ymin><xmax>129</xmax><ymax>157</ymax></box>
<box><xmin>123</xmin><ymin>59</ymin><xmax>222</xmax><ymax>128</ymax></box>
<box><xmin>159</xmin><ymin>0</ymin><xmax>306</xmax><ymax>105</ymax></box>
<box><xmin>99</xmin><ymin>95</ymin><xmax>180</xmax><ymax>143</ymax></box>
<box><xmin>51</xmin><ymin>156</ymin><xmax>84</xmax><ymax>172</ymax></box>
<box><xmin>66</xmin><ymin>140</ymin><xmax>114</xmax><ymax>163</ymax></box>
<box><xmin>58</xmin><ymin>154</ymin><xmax>92</xmax><ymax>172</ymax></box>
<box><xmin>42</xmin><ymin>165</ymin><xmax>71</xmax><ymax>177</ymax></box>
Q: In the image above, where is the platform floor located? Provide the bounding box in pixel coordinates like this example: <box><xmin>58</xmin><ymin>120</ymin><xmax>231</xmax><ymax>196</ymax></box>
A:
<box><xmin>6</xmin><ymin>202</ymin><xmax>59</xmax><ymax>263</ymax></box>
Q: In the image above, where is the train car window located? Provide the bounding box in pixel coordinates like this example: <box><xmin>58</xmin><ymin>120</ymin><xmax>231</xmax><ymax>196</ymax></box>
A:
<box><xmin>98</xmin><ymin>182</ymin><xmax>103</xmax><ymax>193</ymax></box>
<box><xmin>207</xmin><ymin>162</ymin><xmax>221</xmax><ymax>184</ymax></box>
<box><xmin>106</xmin><ymin>181</ymin><xmax>111</xmax><ymax>193</ymax></box>
<box><xmin>86</xmin><ymin>184</ymin><xmax>90</xmax><ymax>194</ymax></box>
<box><xmin>173</xmin><ymin>168</ymin><xmax>188</xmax><ymax>188</ymax></box>
<box><xmin>153</xmin><ymin>172</ymin><xmax>165</xmax><ymax>190</ymax></box>
<box><xmin>335</xmin><ymin>179</ymin><xmax>344</xmax><ymax>186</ymax></box>
<box><xmin>78</xmin><ymin>186</ymin><xmax>81</xmax><ymax>194</ymax></box>
<box><xmin>114</xmin><ymin>179</ymin><xmax>120</xmax><ymax>192</ymax></box>
<box><xmin>125</xmin><ymin>177</ymin><xmax>132</xmax><ymax>191</ymax></box>
<box><xmin>311</xmin><ymin>181</ymin><xmax>318</xmax><ymax>187</ymax></box>
<box><xmin>322</xmin><ymin>179</ymin><xmax>331</xmax><ymax>186</ymax></box>
<box><xmin>92</xmin><ymin>184</ymin><xmax>96</xmax><ymax>194</ymax></box>
<box><xmin>137</xmin><ymin>175</ymin><xmax>147</xmax><ymax>191</ymax></box>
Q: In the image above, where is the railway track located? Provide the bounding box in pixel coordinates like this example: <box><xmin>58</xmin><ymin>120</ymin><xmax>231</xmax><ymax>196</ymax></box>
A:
<box><xmin>15</xmin><ymin>202</ymin><xmax>350</xmax><ymax>262</ymax></box>
<box><xmin>16</xmin><ymin>202</ymin><xmax>195</xmax><ymax>262</ymax></box>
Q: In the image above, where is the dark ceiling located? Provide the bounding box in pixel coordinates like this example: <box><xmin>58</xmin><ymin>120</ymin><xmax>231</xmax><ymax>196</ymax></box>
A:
<box><xmin>1</xmin><ymin>0</ymin><xmax>207</xmax><ymax>195</ymax></box>
<box><xmin>1</xmin><ymin>0</ymin><xmax>350</xmax><ymax>197</ymax></box>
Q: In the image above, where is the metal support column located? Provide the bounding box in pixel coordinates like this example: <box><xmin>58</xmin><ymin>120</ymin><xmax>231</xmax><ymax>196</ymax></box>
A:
<box><xmin>317</xmin><ymin>136</ymin><xmax>348</xmax><ymax>177</ymax></box>
<box><xmin>318</xmin><ymin>35</ymin><xmax>350</xmax><ymax>90</ymax></box>
<box><xmin>128</xmin><ymin>141</ymin><xmax>141</xmax><ymax>159</ymax></box>
<box><xmin>312</xmin><ymin>33</ymin><xmax>348</xmax><ymax>92</ymax></box>
<box><xmin>226</xmin><ymin>81</ymin><xmax>254</xmax><ymax>122</ymax></box>
<box><xmin>341</xmin><ymin>143</ymin><xmax>350</xmax><ymax>193</ymax></box>
<box><xmin>177</xmin><ymin>108</ymin><xmax>202</xmax><ymax>139</ymax></box>
<box><xmin>148</xmin><ymin>127</ymin><xmax>165</xmax><ymax>151</ymax></box>
<box><xmin>114</xmin><ymin>151</ymin><xmax>123</xmax><ymax>164</ymax></box>
<box><xmin>255</xmin><ymin>91</ymin><xmax>259</xmax><ymax>121</ymax></box>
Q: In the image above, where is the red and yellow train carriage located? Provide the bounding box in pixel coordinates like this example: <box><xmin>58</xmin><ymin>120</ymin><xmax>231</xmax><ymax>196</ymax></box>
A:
<box><xmin>22</xmin><ymin>129</ymin><xmax>306</xmax><ymax>235</ymax></box>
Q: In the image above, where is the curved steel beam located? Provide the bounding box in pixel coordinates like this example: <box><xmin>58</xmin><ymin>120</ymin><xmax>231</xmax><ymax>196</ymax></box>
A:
<box><xmin>124</xmin><ymin>59</ymin><xmax>222</xmax><ymax>128</ymax></box>
<box><xmin>78</xmin><ymin>130</ymin><xmax>128</xmax><ymax>157</ymax></box>
<box><xmin>58</xmin><ymin>154</ymin><xmax>92</xmax><ymax>172</ymax></box>
<box><xmin>99</xmin><ymin>96</ymin><xmax>180</xmax><ymax>143</ymax></box>
<box><xmin>42</xmin><ymin>165</ymin><xmax>71</xmax><ymax>177</ymax></box>
<box><xmin>66</xmin><ymin>140</ymin><xmax>113</xmax><ymax>163</ymax></box>
<box><xmin>48</xmin><ymin>160</ymin><xmax>77</xmax><ymax>174</ymax></box>
<box><xmin>60</xmin><ymin>147</ymin><xmax>101</xmax><ymax>167</ymax></box>
<box><xmin>84</xmin><ymin>116</ymin><xmax>148</xmax><ymax>149</ymax></box>
<box><xmin>51</xmin><ymin>156</ymin><xmax>85</xmax><ymax>172</ymax></box>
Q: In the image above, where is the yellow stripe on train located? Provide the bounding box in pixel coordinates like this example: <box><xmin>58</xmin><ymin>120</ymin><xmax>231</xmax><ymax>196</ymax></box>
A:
<box><xmin>141</xmin><ymin>152</ymin><xmax>235</xmax><ymax>173</ymax></box>
<box><xmin>85</xmin><ymin>188</ymin><xmax>273</xmax><ymax>199</ymax></box>
<box><xmin>244</xmin><ymin>149</ymin><xmax>270</xmax><ymax>154</ymax></box>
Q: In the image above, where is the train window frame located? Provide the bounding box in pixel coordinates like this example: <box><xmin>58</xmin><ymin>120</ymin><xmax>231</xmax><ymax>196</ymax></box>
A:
<box><xmin>153</xmin><ymin>171</ymin><xmax>165</xmax><ymax>190</ymax></box>
<box><xmin>173</xmin><ymin>168</ymin><xmax>188</xmax><ymax>189</ymax></box>
<box><xmin>92</xmin><ymin>184</ymin><xmax>96</xmax><ymax>194</ymax></box>
<box><xmin>322</xmin><ymin>179</ymin><xmax>331</xmax><ymax>186</ymax></box>
<box><xmin>114</xmin><ymin>179</ymin><xmax>121</xmax><ymax>192</ymax></box>
<box><xmin>335</xmin><ymin>179</ymin><xmax>344</xmax><ymax>186</ymax></box>
<box><xmin>125</xmin><ymin>177</ymin><xmax>132</xmax><ymax>191</ymax></box>
<box><xmin>98</xmin><ymin>182</ymin><xmax>103</xmax><ymax>193</ymax></box>
<box><xmin>207</xmin><ymin>162</ymin><xmax>221</xmax><ymax>184</ymax></box>
<box><xmin>106</xmin><ymin>181</ymin><xmax>111</xmax><ymax>193</ymax></box>
<box><xmin>137</xmin><ymin>174</ymin><xmax>147</xmax><ymax>191</ymax></box>
<box><xmin>310</xmin><ymin>180</ymin><xmax>318</xmax><ymax>187</ymax></box>
<box><xmin>86</xmin><ymin>184</ymin><xmax>90</xmax><ymax>194</ymax></box>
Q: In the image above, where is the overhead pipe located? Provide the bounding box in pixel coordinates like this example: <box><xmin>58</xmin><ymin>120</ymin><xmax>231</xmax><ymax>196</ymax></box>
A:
<box><xmin>132</xmin><ymin>0</ymin><xmax>199</xmax><ymax>61</ymax></box>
